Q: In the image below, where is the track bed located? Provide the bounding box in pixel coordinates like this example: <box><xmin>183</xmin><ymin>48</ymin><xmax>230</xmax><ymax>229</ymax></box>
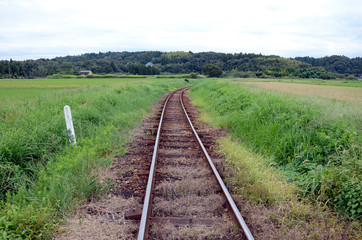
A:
<box><xmin>138</xmin><ymin>88</ymin><xmax>252</xmax><ymax>239</ymax></box>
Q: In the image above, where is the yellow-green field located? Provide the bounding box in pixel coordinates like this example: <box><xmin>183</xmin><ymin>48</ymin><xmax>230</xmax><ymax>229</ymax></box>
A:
<box><xmin>0</xmin><ymin>78</ymin><xmax>160</xmax><ymax>106</ymax></box>
<box><xmin>240</xmin><ymin>81</ymin><xmax>362</xmax><ymax>104</ymax></box>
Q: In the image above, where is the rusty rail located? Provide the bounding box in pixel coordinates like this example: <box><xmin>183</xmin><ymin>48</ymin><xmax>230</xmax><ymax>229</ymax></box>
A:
<box><xmin>137</xmin><ymin>88</ymin><xmax>254</xmax><ymax>240</ymax></box>
<box><xmin>137</xmin><ymin>89</ymin><xmax>179</xmax><ymax>240</ymax></box>
<box><xmin>180</xmin><ymin>90</ymin><xmax>254</xmax><ymax>240</ymax></box>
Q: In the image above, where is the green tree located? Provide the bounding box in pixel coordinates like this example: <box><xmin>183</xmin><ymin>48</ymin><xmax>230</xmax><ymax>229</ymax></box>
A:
<box><xmin>202</xmin><ymin>64</ymin><xmax>223</xmax><ymax>77</ymax></box>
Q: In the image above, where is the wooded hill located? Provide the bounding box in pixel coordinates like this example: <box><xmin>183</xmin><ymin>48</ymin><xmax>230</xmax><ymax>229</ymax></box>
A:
<box><xmin>1</xmin><ymin>51</ymin><xmax>361</xmax><ymax>79</ymax></box>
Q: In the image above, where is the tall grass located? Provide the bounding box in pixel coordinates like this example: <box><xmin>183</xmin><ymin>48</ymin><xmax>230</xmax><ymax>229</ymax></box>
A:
<box><xmin>0</xmin><ymin>79</ymin><xmax>186</xmax><ymax>238</ymax></box>
<box><xmin>190</xmin><ymin>80</ymin><xmax>361</xmax><ymax>219</ymax></box>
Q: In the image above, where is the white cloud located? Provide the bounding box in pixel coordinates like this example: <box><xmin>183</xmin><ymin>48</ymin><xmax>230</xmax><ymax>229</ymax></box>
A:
<box><xmin>0</xmin><ymin>0</ymin><xmax>361</xmax><ymax>60</ymax></box>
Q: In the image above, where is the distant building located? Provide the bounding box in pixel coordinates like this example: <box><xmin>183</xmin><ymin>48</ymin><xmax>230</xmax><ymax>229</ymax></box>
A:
<box><xmin>79</xmin><ymin>70</ymin><xmax>93</xmax><ymax>76</ymax></box>
<box><xmin>145</xmin><ymin>62</ymin><xmax>154</xmax><ymax>67</ymax></box>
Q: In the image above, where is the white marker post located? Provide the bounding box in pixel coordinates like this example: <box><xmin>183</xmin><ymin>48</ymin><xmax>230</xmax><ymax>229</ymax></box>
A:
<box><xmin>64</xmin><ymin>105</ymin><xmax>76</xmax><ymax>145</ymax></box>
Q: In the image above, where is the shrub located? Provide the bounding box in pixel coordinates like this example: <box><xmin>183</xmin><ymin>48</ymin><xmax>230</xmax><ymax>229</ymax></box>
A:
<box><xmin>189</xmin><ymin>72</ymin><xmax>198</xmax><ymax>79</ymax></box>
<box><xmin>202</xmin><ymin>64</ymin><xmax>223</xmax><ymax>77</ymax></box>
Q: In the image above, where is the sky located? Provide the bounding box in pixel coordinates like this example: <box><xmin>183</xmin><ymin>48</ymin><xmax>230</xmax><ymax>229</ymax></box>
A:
<box><xmin>1</xmin><ymin>0</ymin><xmax>362</xmax><ymax>60</ymax></box>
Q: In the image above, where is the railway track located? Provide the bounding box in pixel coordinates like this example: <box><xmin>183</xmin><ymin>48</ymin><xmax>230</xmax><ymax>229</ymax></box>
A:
<box><xmin>136</xmin><ymin>88</ymin><xmax>254</xmax><ymax>240</ymax></box>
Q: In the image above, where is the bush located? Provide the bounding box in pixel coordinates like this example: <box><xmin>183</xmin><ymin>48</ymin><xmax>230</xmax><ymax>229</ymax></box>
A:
<box><xmin>128</xmin><ymin>64</ymin><xmax>160</xmax><ymax>75</ymax></box>
<box><xmin>202</xmin><ymin>64</ymin><xmax>223</xmax><ymax>77</ymax></box>
<box><xmin>226</xmin><ymin>70</ymin><xmax>255</xmax><ymax>78</ymax></box>
<box><xmin>189</xmin><ymin>72</ymin><xmax>198</xmax><ymax>79</ymax></box>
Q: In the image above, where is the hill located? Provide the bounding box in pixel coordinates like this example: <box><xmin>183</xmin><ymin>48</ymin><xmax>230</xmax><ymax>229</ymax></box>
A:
<box><xmin>0</xmin><ymin>51</ymin><xmax>361</xmax><ymax>79</ymax></box>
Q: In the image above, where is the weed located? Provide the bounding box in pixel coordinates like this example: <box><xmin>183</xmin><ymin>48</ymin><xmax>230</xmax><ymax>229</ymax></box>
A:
<box><xmin>0</xmin><ymin>203</ymin><xmax>59</xmax><ymax>239</ymax></box>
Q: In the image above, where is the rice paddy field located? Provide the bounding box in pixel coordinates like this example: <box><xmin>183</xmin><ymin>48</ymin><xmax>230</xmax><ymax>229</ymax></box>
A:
<box><xmin>240</xmin><ymin>81</ymin><xmax>362</xmax><ymax>104</ymax></box>
<box><xmin>0</xmin><ymin>78</ymin><xmax>155</xmax><ymax>105</ymax></box>
<box><xmin>229</xmin><ymin>78</ymin><xmax>362</xmax><ymax>88</ymax></box>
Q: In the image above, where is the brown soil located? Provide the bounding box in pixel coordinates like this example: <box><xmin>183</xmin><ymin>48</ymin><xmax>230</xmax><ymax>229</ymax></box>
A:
<box><xmin>241</xmin><ymin>81</ymin><xmax>362</xmax><ymax>104</ymax></box>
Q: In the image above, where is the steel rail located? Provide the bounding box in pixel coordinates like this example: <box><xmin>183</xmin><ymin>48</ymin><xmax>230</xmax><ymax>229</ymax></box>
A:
<box><xmin>180</xmin><ymin>90</ymin><xmax>255</xmax><ymax>240</ymax></box>
<box><xmin>137</xmin><ymin>89</ymin><xmax>180</xmax><ymax>240</ymax></box>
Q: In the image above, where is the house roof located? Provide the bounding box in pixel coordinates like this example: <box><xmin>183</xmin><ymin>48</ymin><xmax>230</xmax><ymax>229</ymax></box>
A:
<box><xmin>79</xmin><ymin>70</ymin><xmax>92</xmax><ymax>75</ymax></box>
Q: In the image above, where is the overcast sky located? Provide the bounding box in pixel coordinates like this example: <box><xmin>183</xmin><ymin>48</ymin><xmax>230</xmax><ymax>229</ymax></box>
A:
<box><xmin>1</xmin><ymin>0</ymin><xmax>362</xmax><ymax>60</ymax></box>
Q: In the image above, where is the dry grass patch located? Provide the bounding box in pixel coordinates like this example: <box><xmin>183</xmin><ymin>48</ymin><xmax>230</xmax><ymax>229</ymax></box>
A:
<box><xmin>159</xmin><ymin>156</ymin><xmax>202</xmax><ymax>166</ymax></box>
<box><xmin>152</xmin><ymin>195</ymin><xmax>225</xmax><ymax>217</ymax></box>
<box><xmin>54</xmin><ymin>196</ymin><xmax>141</xmax><ymax>240</ymax></box>
<box><xmin>157</xmin><ymin>165</ymin><xmax>212</xmax><ymax>179</ymax></box>
<box><xmin>232</xmin><ymin>198</ymin><xmax>361</xmax><ymax>240</ymax></box>
<box><xmin>155</xmin><ymin>178</ymin><xmax>219</xmax><ymax>200</ymax></box>
<box><xmin>158</xmin><ymin>148</ymin><xmax>201</xmax><ymax>157</ymax></box>
<box><xmin>218</xmin><ymin>136</ymin><xmax>296</xmax><ymax>204</ymax></box>
<box><xmin>56</xmin><ymin>217</ymin><xmax>138</xmax><ymax>240</ymax></box>
<box><xmin>149</xmin><ymin>221</ymin><xmax>242</xmax><ymax>240</ymax></box>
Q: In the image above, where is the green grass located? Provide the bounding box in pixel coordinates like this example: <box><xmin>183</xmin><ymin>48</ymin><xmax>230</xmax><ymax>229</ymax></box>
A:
<box><xmin>0</xmin><ymin>78</ymin><xmax>187</xmax><ymax>238</ymax></box>
<box><xmin>190</xmin><ymin>79</ymin><xmax>361</xmax><ymax>220</ymax></box>
<box><xmin>0</xmin><ymin>88</ymin><xmax>63</xmax><ymax>105</ymax></box>
<box><xmin>227</xmin><ymin>78</ymin><xmax>362</xmax><ymax>88</ymax></box>
<box><xmin>0</xmin><ymin>78</ymin><xmax>153</xmax><ymax>89</ymax></box>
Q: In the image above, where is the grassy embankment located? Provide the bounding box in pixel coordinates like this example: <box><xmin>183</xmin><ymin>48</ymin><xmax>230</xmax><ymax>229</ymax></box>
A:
<box><xmin>190</xmin><ymin>79</ymin><xmax>361</xmax><ymax>221</ymax></box>
<box><xmin>0</xmin><ymin>77</ymin><xmax>187</xmax><ymax>239</ymax></box>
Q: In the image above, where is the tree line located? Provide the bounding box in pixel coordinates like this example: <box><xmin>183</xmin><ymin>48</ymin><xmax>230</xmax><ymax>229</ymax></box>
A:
<box><xmin>0</xmin><ymin>51</ymin><xmax>361</xmax><ymax>79</ymax></box>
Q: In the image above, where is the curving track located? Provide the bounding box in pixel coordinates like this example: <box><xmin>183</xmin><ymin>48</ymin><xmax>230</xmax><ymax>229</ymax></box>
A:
<box><xmin>137</xmin><ymin>88</ymin><xmax>254</xmax><ymax>240</ymax></box>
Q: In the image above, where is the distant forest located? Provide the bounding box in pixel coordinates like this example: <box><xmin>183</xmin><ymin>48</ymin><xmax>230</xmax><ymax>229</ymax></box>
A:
<box><xmin>0</xmin><ymin>51</ymin><xmax>361</xmax><ymax>79</ymax></box>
